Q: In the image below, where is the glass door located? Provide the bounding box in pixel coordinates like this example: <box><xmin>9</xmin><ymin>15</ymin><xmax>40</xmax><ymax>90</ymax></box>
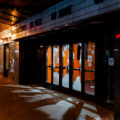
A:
<box><xmin>53</xmin><ymin>45</ymin><xmax>60</xmax><ymax>85</ymax></box>
<box><xmin>72</xmin><ymin>43</ymin><xmax>82</xmax><ymax>92</ymax></box>
<box><xmin>84</xmin><ymin>42</ymin><xmax>95</xmax><ymax>95</ymax></box>
<box><xmin>62</xmin><ymin>44</ymin><xmax>69</xmax><ymax>88</ymax></box>
<box><xmin>72</xmin><ymin>41</ymin><xmax>96</xmax><ymax>96</ymax></box>
<box><xmin>45</xmin><ymin>42</ymin><xmax>96</xmax><ymax>96</ymax></box>
<box><xmin>46</xmin><ymin>46</ymin><xmax>52</xmax><ymax>84</ymax></box>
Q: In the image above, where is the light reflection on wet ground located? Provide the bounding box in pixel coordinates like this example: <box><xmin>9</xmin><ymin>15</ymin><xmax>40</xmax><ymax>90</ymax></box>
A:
<box><xmin>0</xmin><ymin>81</ymin><xmax>114</xmax><ymax>120</ymax></box>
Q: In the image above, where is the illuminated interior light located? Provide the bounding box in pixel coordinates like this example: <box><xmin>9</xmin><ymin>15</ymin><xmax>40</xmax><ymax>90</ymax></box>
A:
<box><xmin>11</xmin><ymin>9</ymin><xmax>19</xmax><ymax>17</ymax></box>
<box><xmin>114</xmin><ymin>49</ymin><xmax>119</xmax><ymax>51</ymax></box>
<box><xmin>8</xmin><ymin>33</ymin><xmax>11</xmax><ymax>37</ymax></box>
<box><xmin>0</xmin><ymin>40</ymin><xmax>3</xmax><ymax>43</ymax></box>
<box><xmin>40</xmin><ymin>45</ymin><xmax>44</xmax><ymax>48</ymax></box>
<box><xmin>11</xmin><ymin>26</ymin><xmax>16</xmax><ymax>31</ymax></box>
<box><xmin>116</xmin><ymin>34</ymin><xmax>120</xmax><ymax>39</ymax></box>
<box><xmin>15</xmin><ymin>50</ymin><xmax>19</xmax><ymax>53</ymax></box>
<box><xmin>12</xmin><ymin>34</ymin><xmax>16</xmax><ymax>39</ymax></box>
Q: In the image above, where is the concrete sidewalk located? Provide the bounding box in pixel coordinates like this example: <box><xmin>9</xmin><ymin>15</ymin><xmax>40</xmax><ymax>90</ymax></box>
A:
<box><xmin>0</xmin><ymin>78</ymin><xmax>114</xmax><ymax>120</ymax></box>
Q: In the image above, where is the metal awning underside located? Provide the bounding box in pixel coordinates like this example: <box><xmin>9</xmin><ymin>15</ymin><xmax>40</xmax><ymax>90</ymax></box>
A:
<box><xmin>0</xmin><ymin>0</ymin><xmax>62</xmax><ymax>32</ymax></box>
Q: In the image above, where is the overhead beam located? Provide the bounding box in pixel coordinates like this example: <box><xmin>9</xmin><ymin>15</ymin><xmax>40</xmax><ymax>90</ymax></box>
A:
<box><xmin>0</xmin><ymin>16</ymin><xmax>16</xmax><ymax>22</ymax></box>
<box><xmin>1</xmin><ymin>11</ymin><xmax>26</xmax><ymax>19</ymax></box>
<box><xmin>0</xmin><ymin>5</ymin><xmax>29</xmax><ymax>18</ymax></box>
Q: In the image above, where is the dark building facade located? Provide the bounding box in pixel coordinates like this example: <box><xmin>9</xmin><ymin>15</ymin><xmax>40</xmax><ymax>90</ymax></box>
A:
<box><xmin>0</xmin><ymin>0</ymin><xmax>119</xmax><ymax>118</ymax></box>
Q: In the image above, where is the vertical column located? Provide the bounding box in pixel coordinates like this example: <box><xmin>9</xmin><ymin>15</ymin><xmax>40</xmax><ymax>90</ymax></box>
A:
<box><xmin>14</xmin><ymin>42</ymin><xmax>19</xmax><ymax>84</ymax></box>
<box><xmin>69</xmin><ymin>44</ymin><xmax>73</xmax><ymax>90</ymax></box>
<box><xmin>0</xmin><ymin>45</ymin><xmax>3</xmax><ymax>77</ymax></box>
<box><xmin>81</xmin><ymin>42</ymin><xmax>85</xmax><ymax>94</ymax></box>
<box><xmin>59</xmin><ymin>45</ymin><xmax>62</xmax><ymax>87</ymax></box>
<box><xmin>51</xmin><ymin>46</ymin><xmax>53</xmax><ymax>85</ymax></box>
<box><xmin>3</xmin><ymin>45</ymin><xmax>6</xmax><ymax>77</ymax></box>
<box><xmin>114</xmin><ymin>39</ymin><xmax>120</xmax><ymax>120</ymax></box>
<box><xmin>3</xmin><ymin>44</ymin><xmax>9</xmax><ymax>77</ymax></box>
<box><xmin>95</xmin><ymin>38</ymin><xmax>106</xmax><ymax>104</ymax></box>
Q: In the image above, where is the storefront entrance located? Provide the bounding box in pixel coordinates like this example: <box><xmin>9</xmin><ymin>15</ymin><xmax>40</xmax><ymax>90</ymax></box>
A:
<box><xmin>46</xmin><ymin>41</ymin><xmax>96</xmax><ymax>96</ymax></box>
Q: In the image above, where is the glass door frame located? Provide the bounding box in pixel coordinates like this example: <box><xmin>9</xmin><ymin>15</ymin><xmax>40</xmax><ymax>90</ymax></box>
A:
<box><xmin>46</xmin><ymin>46</ymin><xmax>53</xmax><ymax>85</ymax></box>
<box><xmin>71</xmin><ymin>41</ymin><xmax>96</xmax><ymax>96</ymax></box>
<box><xmin>46</xmin><ymin>41</ymin><xmax>96</xmax><ymax>96</ymax></box>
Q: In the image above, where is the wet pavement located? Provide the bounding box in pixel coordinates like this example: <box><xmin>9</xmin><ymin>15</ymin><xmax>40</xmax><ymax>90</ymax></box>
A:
<box><xmin>0</xmin><ymin>78</ymin><xmax>114</xmax><ymax>120</ymax></box>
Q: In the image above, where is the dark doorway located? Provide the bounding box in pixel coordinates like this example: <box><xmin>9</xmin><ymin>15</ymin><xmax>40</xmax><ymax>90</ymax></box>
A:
<box><xmin>3</xmin><ymin>44</ymin><xmax>9</xmax><ymax>77</ymax></box>
<box><xmin>19</xmin><ymin>40</ymin><xmax>46</xmax><ymax>85</ymax></box>
<box><xmin>36</xmin><ymin>47</ymin><xmax>46</xmax><ymax>85</ymax></box>
<box><xmin>19</xmin><ymin>42</ymin><xmax>36</xmax><ymax>84</ymax></box>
